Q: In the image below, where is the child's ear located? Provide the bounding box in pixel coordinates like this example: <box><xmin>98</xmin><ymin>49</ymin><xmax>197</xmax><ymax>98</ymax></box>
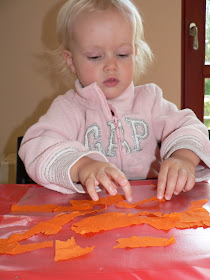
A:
<box><xmin>63</xmin><ymin>50</ymin><xmax>76</xmax><ymax>74</ymax></box>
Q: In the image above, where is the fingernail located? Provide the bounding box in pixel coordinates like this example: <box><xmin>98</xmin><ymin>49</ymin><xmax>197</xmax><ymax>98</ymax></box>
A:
<box><xmin>120</xmin><ymin>178</ymin><xmax>128</xmax><ymax>186</ymax></box>
<box><xmin>92</xmin><ymin>195</ymin><xmax>99</xmax><ymax>201</ymax></box>
<box><xmin>157</xmin><ymin>194</ymin><xmax>163</xmax><ymax>200</ymax></box>
<box><xmin>111</xmin><ymin>188</ymin><xmax>117</xmax><ymax>195</ymax></box>
<box><xmin>128</xmin><ymin>197</ymin><xmax>132</xmax><ymax>203</ymax></box>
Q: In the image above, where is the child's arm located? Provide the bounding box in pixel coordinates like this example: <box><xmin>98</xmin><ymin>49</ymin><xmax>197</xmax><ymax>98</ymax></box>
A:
<box><xmin>70</xmin><ymin>157</ymin><xmax>132</xmax><ymax>202</ymax></box>
<box><xmin>157</xmin><ymin>149</ymin><xmax>200</xmax><ymax>200</ymax></box>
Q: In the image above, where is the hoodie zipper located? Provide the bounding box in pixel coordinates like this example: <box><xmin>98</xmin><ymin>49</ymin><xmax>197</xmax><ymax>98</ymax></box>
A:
<box><xmin>96</xmin><ymin>86</ymin><xmax>124</xmax><ymax>170</ymax></box>
<box><xmin>110</xmin><ymin>105</ymin><xmax>123</xmax><ymax>171</ymax></box>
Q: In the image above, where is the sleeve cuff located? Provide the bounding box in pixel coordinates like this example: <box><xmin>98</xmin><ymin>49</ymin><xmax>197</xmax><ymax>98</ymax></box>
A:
<box><xmin>39</xmin><ymin>148</ymin><xmax>108</xmax><ymax>194</ymax></box>
<box><xmin>161</xmin><ymin>136</ymin><xmax>210</xmax><ymax>182</ymax></box>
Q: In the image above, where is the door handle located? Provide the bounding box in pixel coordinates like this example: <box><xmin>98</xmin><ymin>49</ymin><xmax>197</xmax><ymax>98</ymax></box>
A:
<box><xmin>189</xmin><ymin>22</ymin><xmax>199</xmax><ymax>50</ymax></box>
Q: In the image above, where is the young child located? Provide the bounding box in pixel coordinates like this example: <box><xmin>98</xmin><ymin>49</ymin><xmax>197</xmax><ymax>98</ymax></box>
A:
<box><xmin>19</xmin><ymin>0</ymin><xmax>210</xmax><ymax>202</ymax></box>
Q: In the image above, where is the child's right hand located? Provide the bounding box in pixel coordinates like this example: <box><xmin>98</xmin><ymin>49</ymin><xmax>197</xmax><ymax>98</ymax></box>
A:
<box><xmin>70</xmin><ymin>157</ymin><xmax>132</xmax><ymax>202</ymax></box>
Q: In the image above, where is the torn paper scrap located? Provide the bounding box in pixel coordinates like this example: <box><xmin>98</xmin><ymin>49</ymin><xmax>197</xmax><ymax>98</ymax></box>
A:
<box><xmin>0</xmin><ymin>241</ymin><xmax>53</xmax><ymax>255</ymax></box>
<box><xmin>71</xmin><ymin>211</ymin><xmax>180</xmax><ymax>235</ymax></box>
<box><xmin>71</xmin><ymin>199</ymin><xmax>210</xmax><ymax>234</ymax></box>
<box><xmin>54</xmin><ymin>237</ymin><xmax>94</xmax><ymax>261</ymax></box>
<box><xmin>114</xmin><ymin>235</ymin><xmax>176</xmax><ymax>248</ymax></box>
<box><xmin>70</xmin><ymin>194</ymin><xmax>125</xmax><ymax>210</ymax></box>
<box><xmin>11</xmin><ymin>194</ymin><xmax>125</xmax><ymax>213</ymax></box>
<box><xmin>0</xmin><ymin>209</ymin><xmax>97</xmax><ymax>245</ymax></box>
<box><xmin>175</xmin><ymin>199</ymin><xmax>210</xmax><ymax>229</ymax></box>
<box><xmin>115</xmin><ymin>196</ymin><xmax>165</xmax><ymax>209</ymax></box>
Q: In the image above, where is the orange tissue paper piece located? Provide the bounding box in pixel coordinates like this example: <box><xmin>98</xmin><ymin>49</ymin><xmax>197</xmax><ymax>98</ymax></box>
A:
<box><xmin>0</xmin><ymin>209</ymin><xmax>96</xmax><ymax>245</ymax></box>
<box><xmin>114</xmin><ymin>235</ymin><xmax>176</xmax><ymax>248</ymax></box>
<box><xmin>11</xmin><ymin>194</ymin><xmax>125</xmax><ymax>213</ymax></box>
<box><xmin>11</xmin><ymin>204</ymin><xmax>59</xmax><ymax>212</ymax></box>
<box><xmin>11</xmin><ymin>203</ymin><xmax>91</xmax><ymax>213</ymax></box>
<box><xmin>139</xmin><ymin>213</ymin><xmax>181</xmax><ymax>231</ymax></box>
<box><xmin>0</xmin><ymin>241</ymin><xmax>53</xmax><ymax>255</ymax></box>
<box><xmin>71</xmin><ymin>212</ymin><xmax>144</xmax><ymax>234</ymax></box>
<box><xmin>54</xmin><ymin>237</ymin><xmax>94</xmax><ymax>261</ymax></box>
<box><xmin>70</xmin><ymin>194</ymin><xmax>125</xmax><ymax>210</ymax></box>
<box><xmin>116</xmin><ymin>196</ymin><xmax>165</xmax><ymax>209</ymax></box>
<box><xmin>189</xmin><ymin>199</ymin><xmax>208</xmax><ymax>210</ymax></box>
<box><xmin>71</xmin><ymin>210</ymin><xmax>181</xmax><ymax>235</ymax></box>
<box><xmin>175</xmin><ymin>199</ymin><xmax>210</xmax><ymax>229</ymax></box>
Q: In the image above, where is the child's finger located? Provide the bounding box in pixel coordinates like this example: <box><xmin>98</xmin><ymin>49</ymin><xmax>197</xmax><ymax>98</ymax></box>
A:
<box><xmin>173</xmin><ymin>168</ymin><xmax>188</xmax><ymax>195</ymax></box>
<box><xmin>105</xmin><ymin>168</ymin><xmax>132</xmax><ymax>202</ymax></box>
<box><xmin>164</xmin><ymin>169</ymin><xmax>178</xmax><ymax>200</ymax></box>
<box><xmin>95</xmin><ymin>171</ymin><xmax>118</xmax><ymax>196</ymax></box>
<box><xmin>85</xmin><ymin>177</ymin><xmax>99</xmax><ymax>201</ymax></box>
<box><xmin>157</xmin><ymin>165</ymin><xmax>168</xmax><ymax>199</ymax></box>
<box><xmin>183</xmin><ymin>172</ymin><xmax>195</xmax><ymax>192</ymax></box>
<box><xmin>119</xmin><ymin>178</ymin><xmax>132</xmax><ymax>202</ymax></box>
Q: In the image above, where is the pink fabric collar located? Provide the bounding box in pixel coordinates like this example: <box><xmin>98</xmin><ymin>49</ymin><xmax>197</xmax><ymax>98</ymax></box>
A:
<box><xmin>75</xmin><ymin>80</ymin><xmax>135</xmax><ymax>116</ymax></box>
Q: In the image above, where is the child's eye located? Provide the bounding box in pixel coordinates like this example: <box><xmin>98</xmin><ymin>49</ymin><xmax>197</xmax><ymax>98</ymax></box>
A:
<box><xmin>87</xmin><ymin>56</ymin><xmax>101</xmax><ymax>60</ymax></box>
<box><xmin>117</xmin><ymin>54</ymin><xmax>129</xmax><ymax>58</ymax></box>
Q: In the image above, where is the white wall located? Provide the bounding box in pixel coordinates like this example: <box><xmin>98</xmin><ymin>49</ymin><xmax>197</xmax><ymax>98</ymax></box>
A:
<box><xmin>0</xmin><ymin>0</ymin><xmax>181</xmax><ymax>164</ymax></box>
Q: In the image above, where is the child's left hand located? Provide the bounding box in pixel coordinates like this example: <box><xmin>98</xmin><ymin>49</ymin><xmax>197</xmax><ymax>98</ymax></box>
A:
<box><xmin>157</xmin><ymin>149</ymin><xmax>200</xmax><ymax>200</ymax></box>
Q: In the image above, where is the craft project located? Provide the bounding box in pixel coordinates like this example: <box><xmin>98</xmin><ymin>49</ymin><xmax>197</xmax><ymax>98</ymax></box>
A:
<box><xmin>1</xmin><ymin>194</ymin><xmax>210</xmax><ymax>260</ymax></box>
<box><xmin>71</xmin><ymin>199</ymin><xmax>210</xmax><ymax>234</ymax></box>
<box><xmin>54</xmin><ymin>237</ymin><xmax>94</xmax><ymax>261</ymax></box>
<box><xmin>114</xmin><ymin>235</ymin><xmax>176</xmax><ymax>248</ymax></box>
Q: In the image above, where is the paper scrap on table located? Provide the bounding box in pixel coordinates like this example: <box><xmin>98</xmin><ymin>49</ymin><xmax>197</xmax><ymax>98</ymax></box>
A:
<box><xmin>54</xmin><ymin>237</ymin><xmax>94</xmax><ymax>261</ymax></box>
<box><xmin>71</xmin><ymin>199</ymin><xmax>210</xmax><ymax>234</ymax></box>
<box><xmin>2</xmin><ymin>195</ymin><xmax>210</xmax><ymax>258</ymax></box>
<box><xmin>115</xmin><ymin>196</ymin><xmax>165</xmax><ymax>209</ymax></box>
<box><xmin>175</xmin><ymin>199</ymin><xmax>210</xmax><ymax>228</ymax></box>
<box><xmin>11</xmin><ymin>194</ymin><xmax>125</xmax><ymax>212</ymax></box>
<box><xmin>0</xmin><ymin>241</ymin><xmax>53</xmax><ymax>255</ymax></box>
<box><xmin>0</xmin><ymin>209</ymin><xmax>98</xmax><ymax>245</ymax></box>
<box><xmin>114</xmin><ymin>235</ymin><xmax>176</xmax><ymax>248</ymax></box>
<box><xmin>11</xmin><ymin>204</ymin><xmax>60</xmax><ymax>212</ymax></box>
<box><xmin>69</xmin><ymin>194</ymin><xmax>125</xmax><ymax>210</ymax></box>
<box><xmin>71</xmin><ymin>211</ymin><xmax>181</xmax><ymax>234</ymax></box>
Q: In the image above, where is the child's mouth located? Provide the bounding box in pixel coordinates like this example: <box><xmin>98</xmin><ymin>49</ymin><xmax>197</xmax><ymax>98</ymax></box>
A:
<box><xmin>103</xmin><ymin>77</ymin><xmax>119</xmax><ymax>87</ymax></box>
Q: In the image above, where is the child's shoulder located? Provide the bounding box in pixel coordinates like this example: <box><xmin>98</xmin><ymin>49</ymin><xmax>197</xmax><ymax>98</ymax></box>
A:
<box><xmin>54</xmin><ymin>89</ymin><xmax>77</xmax><ymax>103</ymax></box>
<box><xmin>135</xmin><ymin>83</ymin><xmax>162</xmax><ymax>93</ymax></box>
<box><xmin>47</xmin><ymin>88</ymin><xmax>79</xmax><ymax>115</ymax></box>
<box><xmin>134</xmin><ymin>83</ymin><xmax>163</xmax><ymax>99</ymax></box>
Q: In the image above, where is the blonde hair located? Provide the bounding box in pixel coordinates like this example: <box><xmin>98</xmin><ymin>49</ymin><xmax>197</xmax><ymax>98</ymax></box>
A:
<box><xmin>55</xmin><ymin>0</ymin><xmax>153</xmax><ymax>83</ymax></box>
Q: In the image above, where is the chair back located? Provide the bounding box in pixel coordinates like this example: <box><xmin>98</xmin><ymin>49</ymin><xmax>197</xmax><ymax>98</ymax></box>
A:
<box><xmin>16</xmin><ymin>136</ymin><xmax>35</xmax><ymax>184</ymax></box>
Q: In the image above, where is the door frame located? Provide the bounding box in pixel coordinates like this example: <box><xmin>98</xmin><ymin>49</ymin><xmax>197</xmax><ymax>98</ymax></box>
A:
<box><xmin>181</xmin><ymin>0</ymin><xmax>206</xmax><ymax>122</ymax></box>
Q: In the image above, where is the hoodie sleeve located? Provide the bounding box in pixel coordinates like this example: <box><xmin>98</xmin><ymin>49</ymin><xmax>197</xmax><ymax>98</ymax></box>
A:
<box><xmin>150</xmin><ymin>84</ymin><xmax>210</xmax><ymax>182</ymax></box>
<box><xmin>19</xmin><ymin>94</ymin><xmax>108</xmax><ymax>194</ymax></box>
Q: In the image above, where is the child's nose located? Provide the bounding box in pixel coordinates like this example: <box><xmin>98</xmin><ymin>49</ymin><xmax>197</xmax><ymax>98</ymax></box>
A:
<box><xmin>104</xmin><ymin>57</ymin><xmax>118</xmax><ymax>73</ymax></box>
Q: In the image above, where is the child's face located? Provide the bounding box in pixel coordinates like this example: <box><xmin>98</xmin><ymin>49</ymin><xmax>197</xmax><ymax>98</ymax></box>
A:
<box><xmin>64</xmin><ymin>8</ymin><xmax>136</xmax><ymax>99</ymax></box>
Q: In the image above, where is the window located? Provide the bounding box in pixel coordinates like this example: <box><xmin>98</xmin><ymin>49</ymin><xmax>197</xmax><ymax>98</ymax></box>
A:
<box><xmin>205</xmin><ymin>0</ymin><xmax>210</xmax><ymax>129</ymax></box>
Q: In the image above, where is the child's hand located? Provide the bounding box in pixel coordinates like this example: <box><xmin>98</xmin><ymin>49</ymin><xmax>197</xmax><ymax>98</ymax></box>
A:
<box><xmin>71</xmin><ymin>157</ymin><xmax>132</xmax><ymax>202</ymax></box>
<box><xmin>157</xmin><ymin>149</ymin><xmax>200</xmax><ymax>200</ymax></box>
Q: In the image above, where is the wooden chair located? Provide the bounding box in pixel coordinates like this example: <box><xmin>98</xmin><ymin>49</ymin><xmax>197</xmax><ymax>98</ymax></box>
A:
<box><xmin>16</xmin><ymin>136</ymin><xmax>35</xmax><ymax>184</ymax></box>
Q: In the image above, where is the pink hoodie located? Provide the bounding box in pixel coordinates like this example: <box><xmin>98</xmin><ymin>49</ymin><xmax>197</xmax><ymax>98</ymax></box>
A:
<box><xmin>19</xmin><ymin>81</ymin><xmax>210</xmax><ymax>194</ymax></box>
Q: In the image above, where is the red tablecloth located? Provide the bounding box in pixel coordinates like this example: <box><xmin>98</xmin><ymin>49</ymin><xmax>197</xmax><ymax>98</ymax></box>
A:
<box><xmin>0</xmin><ymin>180</ymin><xmax>210</xmax><ymax>280</ymax></box>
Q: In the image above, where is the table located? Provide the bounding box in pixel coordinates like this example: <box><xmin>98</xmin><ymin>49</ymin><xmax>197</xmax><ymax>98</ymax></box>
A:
<box><xmin>0</xmin><ymin>180</ymin><xmax>210</xmax><ymax>280</ymax></box>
